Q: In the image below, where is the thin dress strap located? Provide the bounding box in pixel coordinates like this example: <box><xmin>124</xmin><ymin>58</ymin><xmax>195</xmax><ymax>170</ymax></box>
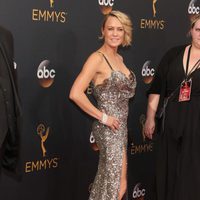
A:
<box><xmin>98</xmin><ymin>51</ymin><xmax>114</xmax><ymax>71</ymax></box>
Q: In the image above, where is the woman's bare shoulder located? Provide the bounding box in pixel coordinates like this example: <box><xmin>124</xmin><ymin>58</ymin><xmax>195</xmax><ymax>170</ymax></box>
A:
<box><xmin>84</xmin><ymin>51</ymin><xmax>104</xmax><ymax>68</ymax></box>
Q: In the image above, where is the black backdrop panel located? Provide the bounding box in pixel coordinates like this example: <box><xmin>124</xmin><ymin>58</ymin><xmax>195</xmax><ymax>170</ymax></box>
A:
<box><xmin>0</xmin><ymin>0</ymin><xmax>195</xmax><ymax>199</ymax></box>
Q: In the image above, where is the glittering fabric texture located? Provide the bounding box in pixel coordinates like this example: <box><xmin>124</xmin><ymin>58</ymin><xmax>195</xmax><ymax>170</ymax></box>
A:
<box><xmin>89</xmin><ymin>70</ymin><xmax>136</xmax><ymax>200</ymax></box>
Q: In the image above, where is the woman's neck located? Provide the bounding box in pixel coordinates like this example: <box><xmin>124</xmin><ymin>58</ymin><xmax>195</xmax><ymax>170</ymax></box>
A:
<box><xmin>100</xmin><ymin>44</ymin><xmax>118</xmax><ymax>56</ymax></box>
<box><xmin>191</xmin><ymin>43</ymin><xmax>200</xmax><ymax>56</ymax></box>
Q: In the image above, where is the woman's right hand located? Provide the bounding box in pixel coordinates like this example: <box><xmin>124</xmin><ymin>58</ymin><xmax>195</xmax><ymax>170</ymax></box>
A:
<box><xmin>104</xmin><ymin>115</ymin><xmax>120</xmax><ymax>132</ymax></box>
<box><xmin>144</xmin><ymin>118</ymin><xmax>155</xmax><ymax>139</ymax></box>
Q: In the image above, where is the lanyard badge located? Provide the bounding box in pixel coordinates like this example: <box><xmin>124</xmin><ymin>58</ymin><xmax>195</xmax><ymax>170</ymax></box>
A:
<box><xmin>178</xmin><ymin>45</ymin><xmax>199</xmax><ymax>102</ymax></box>
<box><xmin>178</xmin><ymin>79</ymin><xmax>192</xmax><ymax>102</ymax></box>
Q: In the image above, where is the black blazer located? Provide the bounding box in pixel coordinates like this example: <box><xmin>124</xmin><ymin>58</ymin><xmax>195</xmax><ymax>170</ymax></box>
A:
<box><xmin>0</xmin><ymin>26</ymin><xmax>22</xmax><ymax>175</ymax></box>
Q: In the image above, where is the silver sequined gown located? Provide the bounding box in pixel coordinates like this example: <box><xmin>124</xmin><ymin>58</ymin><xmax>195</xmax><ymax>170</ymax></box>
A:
<box><xmin>89</xmin><ymin>57</ymin><xmax>136</xmax><ymax>200</ymax></box>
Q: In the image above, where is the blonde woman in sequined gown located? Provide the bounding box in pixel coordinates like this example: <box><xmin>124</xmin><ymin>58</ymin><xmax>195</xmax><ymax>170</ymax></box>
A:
<box><xmin>69</xmin><ymin>11</ymin><xmax>136</xmax><ymax>200</ymax></box>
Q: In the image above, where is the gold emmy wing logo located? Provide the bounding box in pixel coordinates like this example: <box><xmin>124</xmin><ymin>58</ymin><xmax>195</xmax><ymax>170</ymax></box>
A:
<box><xmin>152</xmin><ymin>0</ymin><xmax>157</xmax><ymax>17</ymax></box>
<box><xmin>37</xmin><ymin>124</ymin><xmax>50</xmax><ymax>157</ymax></box>
<box><xmin>140</xmin><ymin>0</ymin><xmax>165</xmax><ymax>29</ymax></box>
<box><xmin>24</xmin><ymin>123</ymin><xmax>60</xmax><ymax>173</ymax></box>
<box><xmin>32</xmin><ymin>0</ymin><xmax>67</xmax><ymax>23</ymax></box>
<box><xmin>50</xmin><ymin>0</ymin><xmax>54</xmax><ymax>8</ymax></box>
<box><xmin>130</xmin><ymin>114</ymin><xmax>153</xmax><ymax>155</ymax></box>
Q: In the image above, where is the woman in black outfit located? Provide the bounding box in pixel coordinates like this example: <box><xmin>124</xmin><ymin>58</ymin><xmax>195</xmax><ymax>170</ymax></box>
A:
<box><xmin>144</xmin><ymin>14</ymin><xmax>200</xmax><ymax>200</ymax></box>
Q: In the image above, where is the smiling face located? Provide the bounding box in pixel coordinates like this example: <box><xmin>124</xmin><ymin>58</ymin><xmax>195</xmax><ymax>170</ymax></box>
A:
<box><xmin>102</xmin><ymin>16</ymin><xmax>125</xmax><ymax>48</ymax></box>
<box><xmin>191</xmin><ymin>18</ymin><xmax>200</xmax><ymax>49</ymax></box>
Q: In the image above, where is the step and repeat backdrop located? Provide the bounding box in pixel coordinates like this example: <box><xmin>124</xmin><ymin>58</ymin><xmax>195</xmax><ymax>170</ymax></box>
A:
<box><xmin>0</xmin><ymin>0</ymin><xmax>196</xmax><ymax>199</ymax></box>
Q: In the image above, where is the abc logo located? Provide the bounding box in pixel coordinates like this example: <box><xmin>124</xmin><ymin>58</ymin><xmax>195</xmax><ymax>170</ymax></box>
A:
<box><xmin>13</xmin><ymin>61</ymin><xmax>17</xmax><ymax>69</ymax></box>
<box><xmin>87</xmin><ymin>84</ymin><xmax>93</xmax><ymax>95</ymax></box>
<box><xmin>98</xmin><ymin>0</ymin><xmax>114</xmax><ymax>6</ymax></box>
<box><xmin>89</xmin><ymin>132</ymin><xmax>99</xmax><ymax>151</ymax></box>
<box><xmin>90</xmin><ymin>132</ymin><xmax>95</xmax><ymax>144</ymax></box>
<box><xmin>98</xmin><ymin>0</ymin><xmax>114</xmax><ymax>15</ymax></box>
<box><xmin>188</xmin><ymin>4</ymin><xmax>200</xmax><ymax>14</ymax></box>
<box><xmin>37</xmin><ymin>60</ymin><xmax>56</xmax><ymax>88</ymax></box>
<box><xmin>132</xmin><ymin>183</ymin><xmax>145</xmax><ymax>199</ymax></box>
<box><xmin>141</xmin><ymin>60</ymin><xmax>155</xmax><ymax>84</ymax></box>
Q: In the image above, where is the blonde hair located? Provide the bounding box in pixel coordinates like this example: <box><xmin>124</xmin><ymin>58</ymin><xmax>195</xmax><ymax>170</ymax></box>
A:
<box><xmin>100</xmin><ymin>10</ymin><xmax>133</xmax><ymax>47</ymax></box>
<box><xmin>190</xmin><ymin>14</ymin><xmax>200</xmax><ymax>28</ymax></box>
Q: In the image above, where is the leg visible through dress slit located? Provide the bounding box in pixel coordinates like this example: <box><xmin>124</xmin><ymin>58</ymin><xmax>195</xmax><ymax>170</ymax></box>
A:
<box><xmin>119</xmin><ymin>147</ymin><xmax>128</xmax><ymax>200</ymax></box>
<box><xmin>89</xmin><ymin>138</ymin><xmax>125</xmax><ymax>200</ymax></box>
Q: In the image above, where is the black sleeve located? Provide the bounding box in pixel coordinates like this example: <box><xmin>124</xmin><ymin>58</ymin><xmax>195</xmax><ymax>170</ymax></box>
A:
<box><xmin>0</xmin><ymin>26</ymin><xmax>14</xmax><ymax>61</ymax></box>
<box><xmin>147</xmin><ymin>45</ymin><xmax>187</xmax><ymax>96</ymax></box>
<box><xmin>5</xmin><ymin>30</ymin><xmax>14</xmax><ymax>60</ymax></box>
<box><xmin>147</xmin><ymin>54</ymin><xmax>167</xmax><ymax>95</ymax></box>
<box><xmin>6</xmin><ymin>30</ymin><xmax>18</xmax><ymax>91</ymax></box>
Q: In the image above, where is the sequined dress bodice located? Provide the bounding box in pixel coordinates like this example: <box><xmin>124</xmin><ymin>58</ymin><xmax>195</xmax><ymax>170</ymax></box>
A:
<box><xmin>93</xmin><ymin>70</ymin><xmax>136</xmax><ymax>124</ymax></box>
